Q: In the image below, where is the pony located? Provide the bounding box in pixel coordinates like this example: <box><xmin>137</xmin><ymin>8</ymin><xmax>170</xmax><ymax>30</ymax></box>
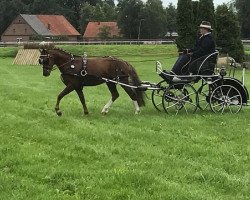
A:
<box><xmin>38</xmin><ymin>48</ymin><xmax>145</xmax><ymax>116</ymax></box>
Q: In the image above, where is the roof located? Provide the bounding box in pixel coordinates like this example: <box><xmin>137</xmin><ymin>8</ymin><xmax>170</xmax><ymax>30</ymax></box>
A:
<box><xmin>21</xmin><ymin>14</ymin><xmax>80</xmax><ymax>36</ymax></box>
<box><xmin>21</xmin><ymin>14</ymin><xmax>52</xmax><ymax>36</ymax></box>
<box><xmin>83</xmin><ymin>22</ymin><xmax>121</xmax><ymax>38</ymax></box>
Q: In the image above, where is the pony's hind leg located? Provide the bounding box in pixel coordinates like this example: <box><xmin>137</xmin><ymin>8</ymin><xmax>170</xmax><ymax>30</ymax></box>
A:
<box><xmin>75</xmin><ymin>87</ymin><xmax>89</xmax><ymax>115</ymax></box>
<box><xmin>55</xmin><ymin>85</ymin><xmax>75</xmax><ymax>116</ymax></box>
<box><xmin>102</xmin><ymin>82</ymin><xmax>119</xmax><ymax>114</ymax></box>
<box><xmin>121</xmin><ymin>85</ymin><xmax>140</xmax><ymax>114</ymax></box>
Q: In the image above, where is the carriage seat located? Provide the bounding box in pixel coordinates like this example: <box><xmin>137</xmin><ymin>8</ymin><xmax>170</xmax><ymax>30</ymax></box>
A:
<box><xmin>188</xmin><ymin>51</ymin><xmax>219</xmax><ymax>75</ymax></box>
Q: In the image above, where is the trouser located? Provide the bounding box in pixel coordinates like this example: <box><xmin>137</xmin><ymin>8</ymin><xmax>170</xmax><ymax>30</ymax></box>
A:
<box><xmin>171</xmin><ymin>54</ymin><xmax>192</xmax><ymax>75</ymax></box>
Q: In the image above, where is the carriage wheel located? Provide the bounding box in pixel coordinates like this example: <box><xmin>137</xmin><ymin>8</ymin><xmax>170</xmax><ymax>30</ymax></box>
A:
<box><xmin>162</xmin><ymin>83</ymin><xmax>198</xmax><ymax>114</ymax></box>
<box><xmin>197</xmin><ymin>83</ymin><xmax>211</xmax><ymax>111</ymax></box>
<box><xmin>209</xmin><ymin>85</ymin><xmax>243</xmax><ymax>114</ymax></box>
<box><xmin>151</xmin><ymin>80</ymin><xmax>168</xmax><ymax>111</ymax></box>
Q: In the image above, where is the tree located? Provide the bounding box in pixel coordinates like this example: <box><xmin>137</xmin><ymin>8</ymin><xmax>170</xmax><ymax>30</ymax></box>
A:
<box><xmin>31</xmin><ymin>0</ymin><xmax>62</xmax><ymax>14</ymax></box>
<box><xmin>0</xmin><ymin>0</ymin><xmax>27</xmax><ymax>35</ymax></box>
<box><xmin>142</xmin><ymin>0</ymin><xmax>166</xmax><ymax>39</ymax></box>
<box><xmin>192</xmin><ymin>1</ymin><xmax>199</xmax><ymax>26</ymax></box>
<box><xmin>79</xmin><ymin>2</ymin><xmax>117</xmax><ymax>34</ymax></box>
<box><xmin>197</xmin><ymin>0</ymin><xmax>215</xmax><ymax>26</ymax></box>
<box><xmin>98</xmin><ymin>25</ymin><xmax>112</xmax><ymax>39</ymax></box>
<box><xmin>104</xmin><ymin>0</ymin><xmax>115</xmax><ymax>7</ymax></box>
<box><xmin>215</xmin><ymin>4</ymin><xmax>244</xmax><ymax>62</ymax></box>
<box><xmin>58</xmin><ymin>0</ymin><xmax>85</xmax><ymax>31</ymax></box>
<box><xmin>85</xmin><ymin>0</ymin><xmax>102</xmax><ymax>6</ymax></box>
<box><xmin>92</xmin><ymin>2</ymin><xmax>117</xmax><ymax>21</ymax></box>
<box><xmin>176</xmin><ymin>0</ymin><xmax>195</xmax><ymax>51</ymax></box>
<box><xmin>235</xmin><ymin>0</ymin><xmax>250</xmax><ymax>38</ymax></box>
<box><xmin>117</xmin><ymin>0</ymin><xmax>144</xmax><ymax>39</ymax></box>
<box><xmin>165</xmin><ymin>3</ymin><xmax>177</xmax><ymax>37</ymax></box>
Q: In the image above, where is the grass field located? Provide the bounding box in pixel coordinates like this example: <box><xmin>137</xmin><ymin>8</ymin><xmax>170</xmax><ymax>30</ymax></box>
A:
<box><xmin>0</xmin><ymin>45</ymin><xmax>250</xmax><ymax>200</ymax></box>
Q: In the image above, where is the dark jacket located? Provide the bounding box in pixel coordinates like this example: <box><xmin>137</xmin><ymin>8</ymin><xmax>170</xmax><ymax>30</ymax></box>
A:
<box><xmin>190</xmin><ymin>33</ymin><xmax>215</xmax><ymax>59</ymax></box>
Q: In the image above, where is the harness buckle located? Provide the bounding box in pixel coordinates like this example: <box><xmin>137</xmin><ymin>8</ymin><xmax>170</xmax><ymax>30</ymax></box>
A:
<box><xmin>80</xmin><ymin>70</ymin><xmax>87</xmax><ymax>77</ymax></box>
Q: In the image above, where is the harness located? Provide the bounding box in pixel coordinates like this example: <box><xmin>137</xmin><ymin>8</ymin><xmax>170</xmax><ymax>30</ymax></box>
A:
<box><xmin>60</xmin><ymin>53</ymin><xmax>89</xmax><ymax>78</ymax></box>
<box><xmin>41</xmin><ymin>51</ymin><xmax>129</xmax><ymax>85</ymax></box>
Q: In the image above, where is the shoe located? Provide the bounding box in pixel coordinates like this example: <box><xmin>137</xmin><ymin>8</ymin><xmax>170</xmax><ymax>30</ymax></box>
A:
<box><xmin>172</xmin><ymin>76</ymin><xmax>182</xmax><ymax>82</ymax></box>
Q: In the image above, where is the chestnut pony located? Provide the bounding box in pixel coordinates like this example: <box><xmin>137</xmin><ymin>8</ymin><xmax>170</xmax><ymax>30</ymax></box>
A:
<box><xmin>39</xmin><ymin>48</ymin><xmax>145</xmax><ymax>116</ymax></box>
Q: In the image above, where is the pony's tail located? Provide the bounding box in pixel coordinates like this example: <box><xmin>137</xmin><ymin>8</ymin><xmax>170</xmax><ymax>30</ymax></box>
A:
<box><xmin>127</xmin><ymin>63</ymin><xmax>145</xmax><ymax>107</ymax></box>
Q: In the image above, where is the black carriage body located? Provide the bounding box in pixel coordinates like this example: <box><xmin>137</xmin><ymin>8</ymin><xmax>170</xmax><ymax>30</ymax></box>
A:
<box><xmin>211</xmin><ymin>77</ymin><xmax>249</xmax><ymax>104</ymax></box>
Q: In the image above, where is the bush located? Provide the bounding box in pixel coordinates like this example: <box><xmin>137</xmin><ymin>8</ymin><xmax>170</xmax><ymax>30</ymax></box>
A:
<box><xmin>0</xmin><ymin>47</ymin><xmax>18</xmax><ymax>57</ymax></box>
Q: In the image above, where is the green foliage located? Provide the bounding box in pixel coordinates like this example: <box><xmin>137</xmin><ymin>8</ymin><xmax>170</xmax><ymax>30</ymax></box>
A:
<box><xmin>85</xmin><ymin>0</ymin><xmax>102</xmax><ymax>6</ymax></box>
<box><xmin>98</xmin><ymin>26</ymin><xmax>112</xmax><ymax>39</ymax></box>
<box><xmin>176</xmin><ymin>0</ymin><xmax>196</xmax><ymax>51</ymax></box>
<box><xmin>165</xmin><ymin>3</ymin><xmax>177</xmax><ymax>36</ymax></box>
<box><xmin>0</xmin><ymin>45</ymin><xmax>250</xmax><ymax>199</ymax></box>
<box><xmin>142</xmin><ymin>0</ymin><xmax>166</xmax><ymax>39</ymax></box>
<box><xmin>196</xmin><ymin>0</ymin><xmax>215</xmax><ymax>29</ymax></box>
<box><xmin>0</xmin><ymin>0</ymin><xmax>117</xmax><ymax>36</ymax></box>
<box><xmin>215</xmin><ymin>4</ymin><xmax>244</xmax><ymax>62</ymax></box>
<box><xmin>235</xmin><ymin>0</ymin><xmax>250</xmax><ymax>38</ymax></box>
<box><xmin>117</xmin><ymin>0</ymin><xmax>167</xmax><ymax>39</ymax></box>
<box><xmin>79</xmin><ymin>2</ymin><xmax>117</xmax><ymax>34</ymax></box>
<box><xmin>0</xmin><ymin>47</ymin><xmax>18</xmax><ymax>57</ymax></box>
<box><xmin>192</xmin><ymin>1</ymin><xmax>199</xmax><ymax>26</ymax></box>
<box><xmin>0</xmin><ymin>0</ymin><xmax>27</xmax><ymax>35</ymax></box>
<box><xmin>117</xmin><ymin>0</ymin><xmax>144</xmax><ymax>39</ymax></box>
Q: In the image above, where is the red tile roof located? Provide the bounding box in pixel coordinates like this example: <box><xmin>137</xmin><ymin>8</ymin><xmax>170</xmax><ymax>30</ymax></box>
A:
<box><xmin>83</xmin><ymin>22</ymin><xmax>121</xmax><ymax>39</ymax></box>
<box><xmin>37</xmin><ymin>15</ymin><xmax>80</xmax><ymax>36</ymax></box>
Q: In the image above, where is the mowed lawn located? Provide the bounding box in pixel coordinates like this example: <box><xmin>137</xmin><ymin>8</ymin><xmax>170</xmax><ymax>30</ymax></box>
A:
<box><xmin>0</xmin><ymin>45</ymin><xmax>250</xmax><ymax>200</ymax></box>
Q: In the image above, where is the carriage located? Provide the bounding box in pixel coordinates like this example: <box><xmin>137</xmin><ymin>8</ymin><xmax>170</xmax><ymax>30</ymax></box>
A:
<box><xmin>39</xmin><ymin>47</ymin><xmax>249</xmax><ymax>115</ymax></box>
<box><xmin>142</xmin><ymin>50</ymin><xmax>249</xmax><ymax>114</ymax></box>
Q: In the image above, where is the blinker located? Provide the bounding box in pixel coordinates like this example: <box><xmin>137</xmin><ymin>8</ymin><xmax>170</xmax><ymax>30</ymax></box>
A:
<box><xmin>39</xmin><ymin>58</ymin><xmax>43</xmax><ymax>65</ymax></box>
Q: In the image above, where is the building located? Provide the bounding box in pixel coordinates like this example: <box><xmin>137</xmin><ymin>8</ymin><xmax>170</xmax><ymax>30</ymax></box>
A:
<box><xmin>1</xmin><ymin>14</ymin><xmax>80</xmax><ymax>42</ymax></box>
<box><xmin>83</xmin><ymin>22</ymin><xmax>121</xmax><ymax>40</ymax></box>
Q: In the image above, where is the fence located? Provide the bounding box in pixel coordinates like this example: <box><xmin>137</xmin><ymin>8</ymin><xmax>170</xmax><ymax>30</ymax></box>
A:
<box><xmin>0</xmin><ymin>40</ymin><xmax>175</xmax><ymax>47</ymax></box>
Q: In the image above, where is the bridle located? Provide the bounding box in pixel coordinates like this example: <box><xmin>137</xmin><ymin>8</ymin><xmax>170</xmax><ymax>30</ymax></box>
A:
<box><xmin>39</xmin><ymin>53</ymin><xmax>57</xmax><ymax>72</ymax></box>
<box><xmin>39</xmin><ymin>50</ymin><xmax>88</xmax><ymax>77</ymax></box>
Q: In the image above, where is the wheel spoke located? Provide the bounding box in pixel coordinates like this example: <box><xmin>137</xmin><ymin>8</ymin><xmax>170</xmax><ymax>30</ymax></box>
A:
<box><xmin>162</xmin><ymin>83</ymin><xmax>197</xmax><ymax>114</ymax></box>
<box><xmin>210</xmin><ymin>85</ymin><xmax>243</xmax><ymax>114</ymax></box>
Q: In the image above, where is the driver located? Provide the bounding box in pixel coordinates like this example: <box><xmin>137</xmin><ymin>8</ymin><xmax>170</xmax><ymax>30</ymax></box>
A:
<box><xmin>171</xmin><ymin>21</ymin><xmax>216</xmax><ymax>75</ymax></box>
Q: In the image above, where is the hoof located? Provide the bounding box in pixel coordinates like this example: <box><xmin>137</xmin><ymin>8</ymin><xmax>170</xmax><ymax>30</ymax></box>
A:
<box><xmin>84</xmin><ymin>111</ymin><xmax>89</xmax><ymax>115</ymax></box>
<box><xmin>135</xmin><ymin>110</ymin><xmax>141</xmax><ymax>115</ymax></box>
<box><xmin>101</xmin><ymin>108</ymin><xmax>109</xmax><ymax>115</ymax></box>
<box><xmin>56</xmin><ymin>111</ymin><xmax>62</xmax><ymax>116</ymax></box>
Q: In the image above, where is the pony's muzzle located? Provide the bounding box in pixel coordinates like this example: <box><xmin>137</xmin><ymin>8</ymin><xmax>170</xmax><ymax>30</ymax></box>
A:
<box><xmin>43</xmin><ymin>68</ymin><xmax>51</xmax><ymax>77</ymax></box>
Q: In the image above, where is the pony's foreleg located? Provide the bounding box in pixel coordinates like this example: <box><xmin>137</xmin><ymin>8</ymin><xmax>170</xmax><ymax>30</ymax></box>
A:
<box><xmin>102</xmin><ymin>83</ymin><xmax>119</xmax><ymax>114</ymax></box>
<box><xmin>75</xmin><ymin>88</ymin><xmax>89</xmax><ymax>115</ymax></box>
<box><xmin>55</xmin><ymin>85</ymin><xmax>74</xmax><ymax>116</ymax></box>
